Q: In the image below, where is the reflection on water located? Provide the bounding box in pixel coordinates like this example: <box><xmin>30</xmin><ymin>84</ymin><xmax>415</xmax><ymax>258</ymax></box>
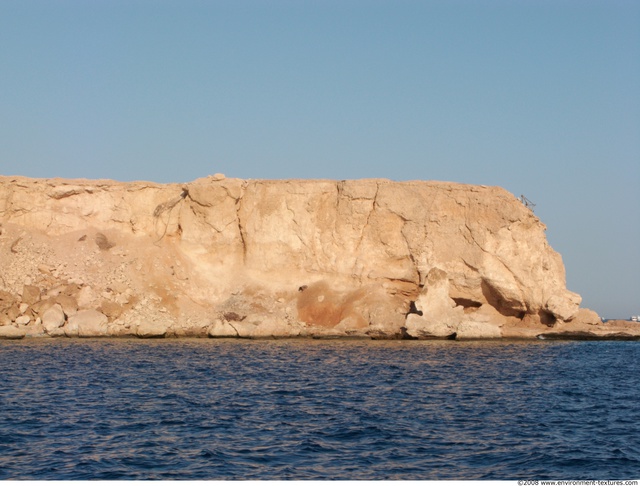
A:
<box><xmin>0</xmin><ymin>339</ymin><xmax>639</xmax><ymax>480</ymax></box>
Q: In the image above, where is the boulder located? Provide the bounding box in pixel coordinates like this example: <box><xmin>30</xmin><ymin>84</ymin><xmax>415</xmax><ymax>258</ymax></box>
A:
<box><xmin>21</xmin><ymin>285</ymin><xmax>41</xmax><ymax>305</ymax></box>
<box><xmin>76</xmin><ymin>286</ymin><xmax>99</xmax><ymax>309</ymax></box>
<box><xmin>569</xmin><ymin>308</ymin><xmax>602</xmax><ymax>326</ymax></box>
<box><xmin>456</xmin><ymin>320</ymin><xmax>502</xmax><ymax>339</ymax></box>
<box><xmin>545</xmin><ymin>292</ymin><xmax>581</xmax><ymax>322</ymax></box>
<box><xmin>55</xmin><ymin>294</ymin><xmax>78</xmax><ymax>317</ymax></box>
<box><xmin>136</xmin><ymin>321</ymin><xmax>168</xmax><ymax>338</ymax></box>
<box><xmin>99</xmin><ymin>300</ymin><xmax>123</xmax><ymax>320</ymax></box>
<box><xmin>456</xmin><ymin>304</ymin><xmax>510</xmax><ymax>339</ymax></box>
<box><xmin>30</xmin><ymin>298</ymin><xmax>56</xmax><ymax>317</ymax></box>
<box><xmin>107</xmin><ymin>324</ymin><xmax>135</xmax><ymax>337</ymax></box>
<box><xmin>5</xmin><ymin>304</ymin><xmax>20</xmax><ymax>322</ymax></box>
<box><xmin>0</xmin><ymin>290</ymin><xmax>16</xmax><ymax>312</ymax></box>
<box><xmin>42</xmin><ymin>304</ymin><xmax>66</xmax><ymax>334</ymax></box>
<box><xmin>67</xmin><ymin>309</ymin><xmax>109</xmax><ymax>337</ymax></box>
<box><xmin>0</xmin><ymin>326</ymin><xmax>26</xmax><ymax>339</ymax></box>
<box><xmin>15</xmin><ymin>315</ymin><xmax>31</xmax><ymax>326</ymax></box>
<box><xmin>24</xmin><ymin>318</ymin><xmax>46</xmax><ymax>337</ymax></box>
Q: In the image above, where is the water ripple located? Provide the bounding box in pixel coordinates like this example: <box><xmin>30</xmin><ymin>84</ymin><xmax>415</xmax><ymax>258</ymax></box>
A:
<box><xmin>0</xmin><ymin>339</ymin><xmax>639</xmax><ymax>479</ymax></box>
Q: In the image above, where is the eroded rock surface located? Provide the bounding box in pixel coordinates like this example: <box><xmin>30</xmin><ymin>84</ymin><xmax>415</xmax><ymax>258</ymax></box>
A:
<box><xmin>0</xmin><ymin>174</ymin><xmax>632</xmax><ymax>339</ymax></box>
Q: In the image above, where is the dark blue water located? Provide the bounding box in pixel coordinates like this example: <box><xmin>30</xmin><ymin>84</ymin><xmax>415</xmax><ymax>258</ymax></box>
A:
<box><xmin>0</xmin><ymin>339</ymin><xmax>638</xmax><ymax>480</ymax></box>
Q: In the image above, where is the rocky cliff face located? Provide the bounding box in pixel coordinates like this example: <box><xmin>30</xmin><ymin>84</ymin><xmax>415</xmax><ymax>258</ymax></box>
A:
<box><xmin>0</xmin><ymin>174</ymin><xmax>623</xmax><ymax>340</ymax></box>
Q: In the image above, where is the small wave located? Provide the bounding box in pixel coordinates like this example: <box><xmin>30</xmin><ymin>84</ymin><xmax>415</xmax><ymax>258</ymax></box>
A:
<box><xmin>0</xmin><ymin>339</ymin><xmax>638</xmax><ymax>480</ymax></box>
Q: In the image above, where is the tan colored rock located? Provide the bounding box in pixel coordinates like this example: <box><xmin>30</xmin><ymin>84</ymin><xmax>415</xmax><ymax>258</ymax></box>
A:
<box><xmin>76</xmin><ymin>286</ymin><xmax>98</xmax><ymax>309</ymax></box>
<box><xmin>15</xmin><ymin>315</ymin><xmax>31</xmax><ymax>326</ymax></box>
<box><xmin>225</xmin><ymin>319</ymin><xmax>258</xmax><ymax>338</ymax></box>
<box><xmin>42</xmin><ymin>304</ymin><xmax>66</xmax><ymax>334</ymax></box>
<box><xmin>99</xmin><ymin>300</ymin><xmax>123</xmax><ymax>320</ymax></box>
<box><xmin>456</xmin><ymin>320</ymin><xmax>503</xmax><ymax>339</ymax></box>
<box><xmin>405</xmin><ymin>268</ymin><xmax>463</xmax><ymax>339</ymax></box>
<box><xmin>38</xmin><ymin>264</ymin><xmax>52</xmax><ymax>275</ymax></box>
<box><xmin>0</xmin><ymin>290</ymin><xmax>16</xmax><ymax>312</ymax></box>
<box><xmin>5</xmin><ymin>304</ymin><xmax>20</xmax><ymax>322</ymax></box>
<box><xmin>66</xmin><ymin>310</ymin><xmax>109</xmax><ymax>337</ymax></box>
<box><xmin>334</xmin><ymin>315</ymin><xmax>369</xmax><ymax>334</ymax></box>
<box><xmin>0</xmin><ymin>175</ymin><xmax>612</xmax><ymax>340</ymax></box>
<box><xmin>24</xmin><ymin>318</ymin><xmax>45</xmax><ymax>337</ymax></box>
<box><xmin>0</xmin><ymin>326</ymin><xmax>26</xmax><ymax>339</ymax></box>
<box><xmin>569</xmin><ymin>308</ymin><xmax>602</xmax><ymax>326</ymax></box>
<box><xmin>545</xmin><ymin>292</ymin><xmax>581</xmax><ymax>322</ymax></box>
<box><xmin>63</xmin><ymin>283</ymin><xmax>80</xmax><ymax>295</ymax></box>
<box><xmin>173</xmin><ymin>324</ymin><xmax>208</xmax><ymax>338</ymax></box>
<box><xmin>136</xmin><ymin>321</ymin><xmax>168</xmax><ymax>338</ymax></box>
<box><xmin>46</xmin><ymin>285</ymin><xmax>65</xmax><ymax>298</ymax></box>
<box><xmin>457</xmin><ymin>304</ymin><xmax>510</xmax><ymax>339</ymax></box>
<box><xmin>62</xmin><ymin>320</ymin><xmax>78</xmax><ymax>338</ymax></box>
<box><xmin>114</xmin><ymin>293</ymin><xmax>130</xmax><ymax>305</ymax></box>
<box><xmin>107</xmin><ymin>324</ymin><xmax>135</xmax><ymax>337</ymax></box>
<box><xmin>30</xmin><ymin>298</ymin><xmax>56</xmax><ymax>317</ymax></box>
<box><xmin>248</xmin><ymin>317</ymin><xmax>297</xmax><ymax>339</ymax></box>
<box><xmin>21</xmin><ymin>285</ymin><xmax>41</xmax><ymax>305</ymax></box>
<box><xmin>55</xmin><ymin>294</ymin><xmax>78</xmax><ymax>317</ymax></box>
<box><xmin>208</xmin><ymin>319</ymin><xmax>239</xmax><ymax>338</ymax></box>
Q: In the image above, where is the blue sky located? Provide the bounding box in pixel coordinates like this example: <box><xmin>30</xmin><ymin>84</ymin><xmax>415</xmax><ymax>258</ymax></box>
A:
<box><xmin>1</xmin><ymin>0</ymin><xmax>638</xmax><ymax>318</ymax></box>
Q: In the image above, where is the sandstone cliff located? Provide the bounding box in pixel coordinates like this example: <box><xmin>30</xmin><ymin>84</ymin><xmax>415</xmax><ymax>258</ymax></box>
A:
<box><xmin>0</xmin><ymin>174</ymin><xmax>632</xmax><ymax>340</ymax></box>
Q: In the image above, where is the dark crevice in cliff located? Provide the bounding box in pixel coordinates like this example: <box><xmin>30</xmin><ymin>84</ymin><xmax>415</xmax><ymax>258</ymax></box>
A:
<box><xmin>464</xmin><ymin>222</ymin><xmax>487</xmax><ymax>252</ymax></box>
<box><xmin>406</xmin><ymin>301</ymin><xmax>423</xmax><ymax>317</ymax></box>
<box><xmin>225</xmin><ymin>320</ymin><xmax>241</xmax><ymax>337</ymax></box>
<box><xmin>235</xmin><ymin>184</ymin><xmax>248</xmax><ymax>264</ymax></box>
<box><xmin>452</xmin><ymin>297</ymin><xmax>482</xmax><ymax>309</ymax></box>
<box><xmin>399</xmin><ymin>327</ymin><xmax>418</xmax><ymax>340</ymax></box>
<box><xmin>539</xmin><ymin>309</ymin><xmax>557</xmax><ymax>327</ymax></box>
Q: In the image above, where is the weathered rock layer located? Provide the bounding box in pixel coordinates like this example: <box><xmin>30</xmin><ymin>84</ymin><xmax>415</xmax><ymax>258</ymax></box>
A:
<box><xmin>0</xmin><ymin>174</ymin><xmax>633</xmax><ymax>339</ymax></box>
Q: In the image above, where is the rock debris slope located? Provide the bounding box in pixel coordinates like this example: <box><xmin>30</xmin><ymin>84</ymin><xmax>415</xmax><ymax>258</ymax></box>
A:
<box><xmin>0</xmin><ymin>174</ymin><xmax>632</xmax><ymax>340</ymax></box>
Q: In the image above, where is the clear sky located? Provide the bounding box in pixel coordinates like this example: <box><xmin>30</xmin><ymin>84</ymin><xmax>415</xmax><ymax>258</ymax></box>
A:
<box><xmin>1</xmin><ymin>0</ymin><xmax>638</xmax><ymax>318</ymax></box>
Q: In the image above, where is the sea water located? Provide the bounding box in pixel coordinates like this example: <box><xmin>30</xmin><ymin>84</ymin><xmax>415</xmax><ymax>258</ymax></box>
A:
<box><xmin>0</xmin><ymin>338</ymin><xmax>638</xmax><ymax>480</ymax></box>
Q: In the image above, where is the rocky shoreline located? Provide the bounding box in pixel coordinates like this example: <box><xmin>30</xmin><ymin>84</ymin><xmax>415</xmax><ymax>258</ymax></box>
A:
<box><xmin>1</xmin><ymin>175</ymin><xmax>638</xmax><ymax>341</ymax></box>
